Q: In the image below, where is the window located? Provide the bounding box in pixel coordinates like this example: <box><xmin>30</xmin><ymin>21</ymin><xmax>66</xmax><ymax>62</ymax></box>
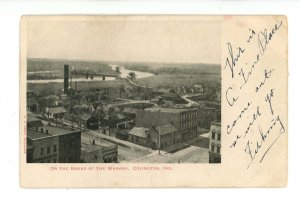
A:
<box><xmin>47</xmin><ymin>146</ymin><xmax>50</xmax><ymax>154</ymax></box>
<box><xmin>217</xmin><ymin>146</ymin><xmax>220</xmax><ymax>154</ymax></box>
<box><xmin>217</xmin><ymin>134</ymin><xmax>221</xmax><ymax>141</ymax></box>
<box><xmin>217</xmin><ymin>144</ymin><xmax>221</xmax><ymax>154</ymax></box>
<box><xmin>40</xmin><ymin>147</ymin><xmax>44</xmax><ymax>155</ymax></box>
<box><xmin>211</xmin><ymin>144</ymin><xmax>215</xmax><ymax>152</ymax></box>
<box><xmin>53</xmin><ymin>145</ymin><xmax>57</xmax><ymax>153</ymax></box>
<box><xmin>211</xmin><ymin>130</ymin><xmax>216</xmax><ymax>139</ymax></box>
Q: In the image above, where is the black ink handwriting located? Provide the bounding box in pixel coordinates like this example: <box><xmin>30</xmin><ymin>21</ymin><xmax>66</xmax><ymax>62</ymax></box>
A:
<box><xmin>265</xmin><ymin>88</ymin><xmax>275</xmax><ymax>115</ymax></box>
<box><xmin>226</xmin><ymin>101</ymin><xmax>252</xmax><ymax>134</ymax></box>
<box><xmin>255</xmin><ymin>69</ymin><xmax>275</xmax><ymax>92</ymax></box>
<box><xmin>244</xmin><ymin>106</ymin><xmax>262</xmax><ymax>138</ymax></box>
<box><xmin>258</xmin><ymin>21</ymin><xmax>283</xmax><ymax>56</ymax></box>
<box><xmin>226</xmin><ymin>87</ymin><xmax>239</xmax><ymax>107</ymax></box>
<box><xmin>247</xmin><ymin>28</ymin><xmax>256</xmax><ymax>43</ymax></box>
<box><xmin>224</xmin><ymin>42</ymin><xmax>246</xmax><ymax>78</ymax></box>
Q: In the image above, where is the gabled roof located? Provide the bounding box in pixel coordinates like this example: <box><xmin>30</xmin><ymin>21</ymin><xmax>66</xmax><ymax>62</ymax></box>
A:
<box><xmin>153</xmin><ymin>124</ymin><xmax>177</xmax><ymax>135</ymax></box>
<box><xmin>79</xmin><ymin>114</ymin><xmax>93</xmax><ymax>121</ymax></box>
<box><xmin>110</xmin><ymin>113</ymin><xmax>126</xmax><ymax>120</ymax></box>
<box><xmin>129</xmin><ymin>127</ymin><xmax>150</xmax><ymax>138</ymax></box>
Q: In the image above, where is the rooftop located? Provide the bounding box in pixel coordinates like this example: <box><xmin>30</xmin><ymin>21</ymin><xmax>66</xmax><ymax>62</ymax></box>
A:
<box><xmin>81</xmin><ymin>137</ymin><xmax>116</xmax><ymax>149</ymax></box>
<box><xmin>155</xmin><ymin>124</ymin><xmax>177</xmax><ymax>135</ymax></box>
<box><xmin>81</xmin><ymin>142</ymin><xmax>102</xmax><ymax>152</ymax></box>
<box><xmin>27</xmin><ymin>118</ymin><xmax>44</xmax><ymax>128</ymax></box>
<box><xmin>27</xmin><ymin>125</ymin><xmax>80</xmax><ymax>140</ymax></box>
<box><xmin>211</xmin><ymin>121</ymin><xmax>221</xmax><ymax>126</ymax></box>
<box><xmin>48</xmin><ymin>107</ymin><xmax>67</xmax><ymax>114</ymax></box>
<box><xmin>129</xmin><ymin>127</ymin><xmax>150</xmax><ymax>138</ymax></box>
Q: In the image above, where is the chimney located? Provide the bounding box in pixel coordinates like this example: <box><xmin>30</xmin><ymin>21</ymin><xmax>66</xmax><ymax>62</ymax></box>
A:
<box><xmin>64</xmin><ymin>64</ymin><xmax>69</xmax><ymax>94</ymax></box>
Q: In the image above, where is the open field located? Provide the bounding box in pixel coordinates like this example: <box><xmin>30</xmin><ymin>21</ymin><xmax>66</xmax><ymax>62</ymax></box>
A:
<box><xmin>136</xmin><ymin>73</ymin><xmax>221</xmax><ymax>88</ymax></box>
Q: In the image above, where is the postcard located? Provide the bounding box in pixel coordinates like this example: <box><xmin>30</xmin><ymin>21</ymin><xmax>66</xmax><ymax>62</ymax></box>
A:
<box><xmin>19</xmin><ymin>15</ymin><xmax>287</xmax><ymax>188</ymax></box>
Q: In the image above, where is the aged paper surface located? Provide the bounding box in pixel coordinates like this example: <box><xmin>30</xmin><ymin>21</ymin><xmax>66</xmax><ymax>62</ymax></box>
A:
<box><xmin>19</xmin><ymin>15</ymin><xmax>287</xmax><ymax>188</ymax></box>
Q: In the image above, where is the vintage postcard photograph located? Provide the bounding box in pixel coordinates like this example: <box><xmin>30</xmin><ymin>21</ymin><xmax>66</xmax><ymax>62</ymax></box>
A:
<box><xmin>20</xmin><ymin>15</ymin><xmax>287</xmax><ymax>188</ymax></box>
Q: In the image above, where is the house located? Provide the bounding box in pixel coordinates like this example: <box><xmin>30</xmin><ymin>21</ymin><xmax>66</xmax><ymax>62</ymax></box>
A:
<box><xmin>128</xmin><ymin>127</ymin><xmax>151</xmax><ymax>147</ymax></box>
<box><xmin>70</xmin><ymin>104</ymin><xmax>90</xmax><ymax>115</ymax></box>
<box><xmin>115</xmin><ymin>129</ymin><xmax>130</xmax><ymax>141</ymax></box>
<box><xmin>45</xmin><ymin>107</ymin><xmax>67</xmax><ymax>119</ymax></box>
<box><xmin>151</xmin><ymin>124</ymin><xmax>177</xmax><ymax>149</ymax></box>
<box><xmin>128</xmin><ymin>124</ymin><xmax>177</xmax><ymax>150</ymax></box>
<box><xmin>209</xmin><ymin>121</ymin><xmax>221</xmax><ymax>163</ymax></box>
<box><xmin>193</xmin><ymin>84</ymin><xmax>204</xmax><ymax>93</ymax></box>
<box><xmin>79</xmin><ymin>114</ymin><xmax>99</xmax><ymax>130</ymax></box>
<box><xmin>63</xmin><ymin>113</ymin><xmax>99</xmax><ymax>130</ymax></box>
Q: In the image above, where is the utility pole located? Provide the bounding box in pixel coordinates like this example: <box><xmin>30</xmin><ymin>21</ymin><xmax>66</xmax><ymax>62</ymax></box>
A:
<box><xmin>152</xmin><ymin>126</ymin><xmax>161</xmax><ymax>155</ymax></box>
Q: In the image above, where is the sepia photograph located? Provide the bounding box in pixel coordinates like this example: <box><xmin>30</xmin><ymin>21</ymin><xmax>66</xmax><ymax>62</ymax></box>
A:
<box><xmin>25</xmin><ymin>16</ymin><xmax>221</xmax><ymax>164</ymax></box>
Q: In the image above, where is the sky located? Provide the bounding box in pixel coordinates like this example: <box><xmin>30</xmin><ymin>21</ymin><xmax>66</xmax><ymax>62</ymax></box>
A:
<box><xmin>27</xmin><ymin>16</ymin><xmax>221</xmax><ymax>64</ymax></box>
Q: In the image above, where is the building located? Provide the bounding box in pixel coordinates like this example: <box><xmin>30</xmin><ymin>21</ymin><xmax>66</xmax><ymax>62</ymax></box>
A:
<box><xmin>63</xmin><ymin>113</ymin><xmax>99</xmax><ymax>130</ymax></box>
<box><xmin>27</xmin><ymin>128</ymin><xmax>59</xmax><ymax>163</ymax></box>
<box><xmin>136</xmin><ymin>107</ymin><xmax>198</xmax><ymax>142</ymax></box>
<box><xmin>80</xmin><ymin>140</ymin><xmax>117</xmax><ymax>163</ymax></box>
<box><xmin>103</xmin><ymin>112</ymin><xmax>134</xmax><ymax>129</ymax></box>
<box><xmin>81</xmin><ymin>139</ymin><xmax>118</xmax><ymax>163</ymax></box>
<box><xmin>209</xmin><ymin>121</ymin><xmax>221</xmax><ymax>163</ymax></box>
<box><xmin>128</xmin><ymin>124</ymin><xmax>177</xmax><ymax>150</ymax></box>
<box><xmin>197</xmin><ymin>107</ymin><xmax>217</xmax><ymax>129</ymax></box>
<box><xmin>151</xmin><ymin>124</ymin><xmax>177</xmax><ymax>149</ymax></box>
<box><xmin>27</xmin><ymin>116</ymin><xmax>44</xmax><ymax>129</ymax></box>
<box><xmin>27</xmin><ymin>125</ymin><xmax>81</xmax><ymax>163</ymax></box>
<box><xmin>128</xmin><ymin>127</ymin><xmax>151</xmax><ymax>147</ymax></box>
<box><xmin>45</xmin><ymin>106</ymin><xmax>67</xmax><ymax>119</ymax></box>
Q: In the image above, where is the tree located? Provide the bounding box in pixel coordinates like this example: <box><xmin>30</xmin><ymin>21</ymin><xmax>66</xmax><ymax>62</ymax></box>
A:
<box><xmin>119</xmin><ymin>84</ymin><xmax>125</xmax><ymax>98</ymax></box>
<box><xmin>115</xmin><ymin>66</ymin><xmax>120</xmax><ymax>73</ymax></box>
<box><xmin>128</xmin><ymin>72</ymin><xmax>137</xmax><ymax>81</ymax></box>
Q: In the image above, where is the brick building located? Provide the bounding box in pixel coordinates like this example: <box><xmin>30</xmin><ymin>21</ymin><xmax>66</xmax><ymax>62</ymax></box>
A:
<box><xmin>197</xmin><ymin>107</ymin><xmax>217</xmax><ymax>129</ymax></box>
<box><xmin>27</xmin><ymin>125</ymin><xmax>81</xmax><ymax>163</ymax></box>
<box><xmin>135</xmin><ymin>107</ymin><xmax>198</xmax><ymax>142</ymax></box>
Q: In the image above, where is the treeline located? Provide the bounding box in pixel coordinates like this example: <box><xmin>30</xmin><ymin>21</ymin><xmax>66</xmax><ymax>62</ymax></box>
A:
<box><xmin>123</xmin><ymin>63</ymin><xmax>221</xmax><ymax>75</ymax></box>
<box><xmin>27</xmin><ymin>58</ymin><xmax>116</xmax><ymax>75</ymax></box>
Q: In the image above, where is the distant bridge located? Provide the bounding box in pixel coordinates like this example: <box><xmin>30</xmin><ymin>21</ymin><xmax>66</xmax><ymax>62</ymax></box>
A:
<box><xmin>71</xmin><ymin>71</ymin><xmax>119</xmax><ymax>79</ymax></box>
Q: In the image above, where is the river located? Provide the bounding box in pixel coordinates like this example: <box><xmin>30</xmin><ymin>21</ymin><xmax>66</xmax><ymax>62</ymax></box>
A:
<box><xmin>27</xmin><ymin>65</ymin><xmax>154</xmax><ymax>84</ymax></box>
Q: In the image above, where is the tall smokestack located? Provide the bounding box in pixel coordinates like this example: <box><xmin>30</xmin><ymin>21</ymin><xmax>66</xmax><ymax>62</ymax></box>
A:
<box><xmin>64</xmin><ymin>64</ymin><xmax>69</xmax><ymax>94</ymax></box>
